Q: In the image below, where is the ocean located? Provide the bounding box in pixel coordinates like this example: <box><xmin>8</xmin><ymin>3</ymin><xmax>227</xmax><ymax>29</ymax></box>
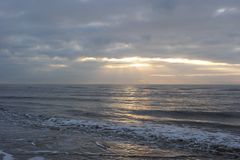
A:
<box><xmin>0</xmin><ymin>85</ymin><xmax>239</xmax><ymax>159</ymax></box>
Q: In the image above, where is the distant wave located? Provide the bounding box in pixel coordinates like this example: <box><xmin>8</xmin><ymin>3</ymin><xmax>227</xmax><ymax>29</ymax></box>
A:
<box><xmin>131</xmin><ymin>110</ymin><xmax>240</xmax><ymax>128</ymax></box>
<box><xmin>132</xmin><ymin>110</ymin><xmax>240</xmax><ymax>118</ymax></box>
<box><xmin>220</xmin><ymin>88</ymin><xmax>240</xmax><ymax>92</ymax></box>
<box><xmin>0</xmin><ymin>96</ymin><xmax>113</xmax><ymax>103</ymax></box>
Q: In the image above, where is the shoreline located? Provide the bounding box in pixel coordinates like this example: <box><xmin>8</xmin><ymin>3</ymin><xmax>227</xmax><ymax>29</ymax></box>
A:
<box><xmin>0</xmin><ymin>107</ymin><xmax>239</xmax><ymax>159</ymax></box>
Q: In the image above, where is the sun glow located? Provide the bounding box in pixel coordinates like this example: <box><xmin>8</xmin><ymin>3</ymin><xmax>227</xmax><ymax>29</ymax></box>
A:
<box><xmin>49</xmin><ymin>64</ymin><xmax>67</xmax><ymax>68</ymax></box>
<box><xmin>77</xmin><ymin>56</ymin><xmax>240</xmax><ymax>80</ymax></box>
<box><xmin>77</xmin><ymin>56</ymin><xmax>240</xmax><ymax>66</ymax></box>
<box><xmin>104</xmin><ymin>63</ymin><xmax>151</xmax><ymax>69</ymax></box>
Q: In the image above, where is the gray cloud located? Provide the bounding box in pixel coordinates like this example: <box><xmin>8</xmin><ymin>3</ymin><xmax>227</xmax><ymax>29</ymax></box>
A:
<box><xmin>0</xmin><ymin>0</ymin><xmax>240</xmax><ymax>83</ymax></box>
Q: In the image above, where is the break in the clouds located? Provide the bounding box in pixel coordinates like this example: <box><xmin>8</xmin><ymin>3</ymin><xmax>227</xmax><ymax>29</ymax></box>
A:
<box><xmin>0</xmin><ymin>0</ymin><xmax>240</xmax><ymax>84</ymax></box>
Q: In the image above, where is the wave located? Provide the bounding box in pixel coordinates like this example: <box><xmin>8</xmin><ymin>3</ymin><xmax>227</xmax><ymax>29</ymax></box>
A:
<box><xmin>0</xmin><ymin>96</ymin><xmax>112</xmax><ymax>103</ymax></box>
<box><xmin>220</xmin><ymin>88</ymin><xmax>240</xmax><ymax>92</ymax></box>
<box><xmin>1</xmin><ymin>107</ymin><xmax>240</xmax><ymax>158</ymax></box>
<box><xmin>43</xmin><ymin>117</ymin><xmax>240</xmax><ymax>154</ymax></box>
<box><xmin>132</xmin><ymin>110</ymin><xmax>240</xmax><ymax>119</ymax></box>
<box><xmin>130</xmin><ymin>110</ymin><xmax>240</xmax><ymax>129</ymax></box>
<box><xmin>1</xmin><ymin>108</ymin><xmax>239</xmax><ymax>156</ymax></box>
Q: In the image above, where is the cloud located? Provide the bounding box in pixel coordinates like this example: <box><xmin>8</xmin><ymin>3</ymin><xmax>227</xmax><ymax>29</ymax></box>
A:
<box><xmin>214</xmin><ymin>7</ymin><xmax>239</xmax><ymax>16</ymax></box>
<box><xmin>150</xmin><ymin>74</ymin><xmax>176</xmax><ymax>77</ymax></box>
<box><xmin>76</xmin><ymin>56</ymin><xmax>240</xmax><ymax>66</ymax></box>
<box><xmin>105</xmin><ymin>42</ymin><xmax>132</xmax><ymax>52</ymax></box>
<box><xmin>233</xmin><ymin>47</ymin><xmax>240</xmax><ymax>52</ymax></box>
<box><xmin>49</xmin><ymin>64</ymin><xmax>68</xmax><ymax>68</ymax></box>
<box><xmin>0</xmin><ymin>10</ymin><xmax>25</xmax><ymax>18</ymax></box>
<box><xmin>104</xmin><ymin>63</ymin><xmax>151</xmax><ymax>69</ymax></box>
<box><xmin>151</xmin><ymin>73</ymin><xmax>240</xmax><ymax>77</ymax></box>
<box><xmin>196</xmin><ymin>67</ymin><xmax>240</xmax><ymax>72</ymax></box>
<box><xmin>0</xmin><ymin>0</ymin><xmax>240</xmax><ymax>83</ymax></box>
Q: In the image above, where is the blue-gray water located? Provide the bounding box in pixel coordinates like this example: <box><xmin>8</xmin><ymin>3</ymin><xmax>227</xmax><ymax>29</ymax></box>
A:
<box><xmin>0</xmin><ymin>85</ymin><xmax>240</xmax><ymax>158</ymax></box>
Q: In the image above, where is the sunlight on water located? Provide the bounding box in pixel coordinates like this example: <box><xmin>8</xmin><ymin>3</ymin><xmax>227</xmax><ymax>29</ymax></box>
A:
<box><xmin>107</xmin><ymin>86</ymin><xmax>155</xmax><ymax>124</ymax></box>
<box><xmin>106</xmin><ymin>141</ymin><xmax>188</xmax><ymax>157</ymax></box>
<box><xmin>0</xmin><ymin>85</ymin><xmax>239</xmax><ymax>159</ymax></box>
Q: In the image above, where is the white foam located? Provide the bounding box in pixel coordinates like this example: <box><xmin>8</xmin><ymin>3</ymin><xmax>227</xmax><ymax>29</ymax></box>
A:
<box><xmin>28</xmin><ymin>156</ymin><xmax>46</xmax><ymax>160</ymax></box>
<box><xmin>44</xmin><ymin>118</ymin><xmax>240</xmax><ymax>150</ymax></box>
<box><xmin>30</xmin><ymin>150</ymin><xmax>59</xmax><ymax>154</ymax></box>
<box><xmin>0</xmin><ymin>151</ymin><xmax>14</xmax><ymax>160</ymax></box>
<box><xmin>134</xmin><ymin>124</ymin><xmax>240</xmax><ymax>148</ymax></box>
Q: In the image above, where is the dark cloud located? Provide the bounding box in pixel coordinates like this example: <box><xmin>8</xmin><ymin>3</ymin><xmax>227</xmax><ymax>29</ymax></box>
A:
<box><xmin>0</xmin><ymin>0</ymin><xmax>240</xmax><ymax>83</ymax></box>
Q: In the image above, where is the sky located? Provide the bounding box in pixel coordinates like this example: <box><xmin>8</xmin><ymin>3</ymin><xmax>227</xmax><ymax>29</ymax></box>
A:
<box><xmin>0</xmin><ymin>0</ymin><xmax>240</xmax><ymax>84</ymax></box>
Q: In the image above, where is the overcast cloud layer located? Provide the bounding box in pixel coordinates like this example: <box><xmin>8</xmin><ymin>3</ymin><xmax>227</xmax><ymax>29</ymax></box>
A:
<box><xmin>0</xmin><ymin>0</ymin><xmax>240</xmax><ymax>84</ymax></box>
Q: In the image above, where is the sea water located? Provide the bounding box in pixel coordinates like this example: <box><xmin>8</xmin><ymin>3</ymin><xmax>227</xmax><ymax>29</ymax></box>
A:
<box><xmin>0</xmin><ymin>84</ymin><xmax>239</xmax><ymax>159</ymax></box>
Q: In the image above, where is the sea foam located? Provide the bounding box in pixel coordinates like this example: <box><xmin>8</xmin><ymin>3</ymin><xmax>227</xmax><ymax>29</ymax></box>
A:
<box><xmin>44</xmin><ymin>117</ymin><xmax>240</xmax><ymax>151</ymax></box>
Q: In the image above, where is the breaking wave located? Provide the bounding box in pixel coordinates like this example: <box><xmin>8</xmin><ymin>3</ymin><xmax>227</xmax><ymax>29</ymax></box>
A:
<box><xmin>1</xmin><ymin>108</ymin><xmax>239</xmax><ymax>156</ymax></box>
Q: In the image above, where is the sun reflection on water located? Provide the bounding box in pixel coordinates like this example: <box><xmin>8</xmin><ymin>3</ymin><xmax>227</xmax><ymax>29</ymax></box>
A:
<box><xmin>108</xmin><ymin>86</ymin><xmax>155</xmax><ymax>124</ymax></box>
